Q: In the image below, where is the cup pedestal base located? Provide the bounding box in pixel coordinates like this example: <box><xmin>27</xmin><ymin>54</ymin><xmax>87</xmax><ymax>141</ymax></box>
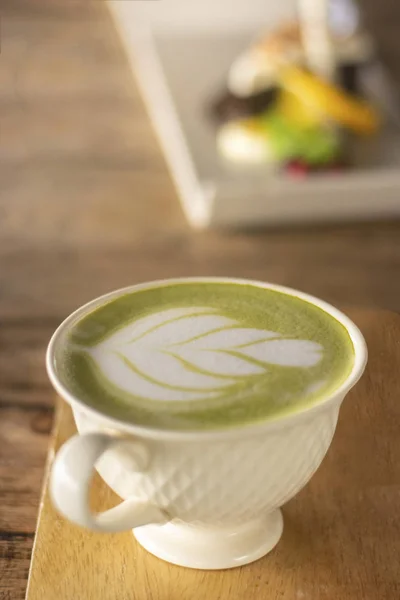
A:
<box><xmin>134</xmin><ymin>509</ymin><xmax>283</xmax><ymax>570</ymax></box>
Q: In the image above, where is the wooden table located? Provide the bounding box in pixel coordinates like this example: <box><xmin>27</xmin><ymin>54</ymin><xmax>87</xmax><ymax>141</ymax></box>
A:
<box><xmin>1</xmin><ymin>2</ymin><xmax>400</xmax><ymax>599</ymax></box>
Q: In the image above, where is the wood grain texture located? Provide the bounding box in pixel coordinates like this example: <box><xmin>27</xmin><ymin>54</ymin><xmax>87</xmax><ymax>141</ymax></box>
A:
<box><xmin>0</xmin><ymin>534</ymin><xmax>34</xmax><ymax>600</ymax></box>
<box><xmin>1</xmin><ymin>0</ymin><xmax>400</xmax><ymax>598</ymax></box>
<box><xmin>26</xmin><ymin>309</ymin><xmax>400</xmax><ymax>600</ymax></box>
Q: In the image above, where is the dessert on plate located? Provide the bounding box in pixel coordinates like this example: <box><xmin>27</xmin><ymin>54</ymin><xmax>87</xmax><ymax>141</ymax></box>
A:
<box><xmin>211</xmin><ymin>0</ymin><xmax>381</xmax><ymax>176</ymax></box>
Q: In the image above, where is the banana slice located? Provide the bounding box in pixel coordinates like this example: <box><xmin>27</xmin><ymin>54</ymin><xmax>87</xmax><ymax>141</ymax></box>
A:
<box><xmin>279</xmin><ymin>66</ymin><xmax>380</xmax><ymax>134</ymax></box>
<box><xmin>276</xmin><ymin>89</ymin><xmax>321</xmax><ymax>127</ymax></box>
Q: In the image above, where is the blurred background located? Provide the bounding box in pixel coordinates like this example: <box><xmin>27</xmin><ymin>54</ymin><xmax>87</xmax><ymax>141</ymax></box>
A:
<box><xmin>1</xmin><ymin>1</ymin><xmax>400</xmax><ymax>596</ymax></box>
<box><xmin>2</xmin><ymin>0</ymin><xmax>400</xmax><ymax>317</ymax></box>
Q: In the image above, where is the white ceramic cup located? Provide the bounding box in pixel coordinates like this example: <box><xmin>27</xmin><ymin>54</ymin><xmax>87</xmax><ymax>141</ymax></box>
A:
<box><xmin>47</xmin><ymin>278</ymin><xmax>367</xmax><ymax>570</ymax></box>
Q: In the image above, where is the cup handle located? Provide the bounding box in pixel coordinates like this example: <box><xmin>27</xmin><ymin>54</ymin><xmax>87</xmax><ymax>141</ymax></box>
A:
<box><xmin>50</xmin><ymin>432</ymin><xmax>167</xmax><ymax>532</ymax></box>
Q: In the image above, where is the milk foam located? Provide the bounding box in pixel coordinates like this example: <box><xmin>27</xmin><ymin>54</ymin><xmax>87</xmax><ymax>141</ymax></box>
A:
<box><xmin>58</xmin><ymin>281</ymin><xmax>354</xmax><ymax>431</ymax></box>
<box><xmin>86</xmin><ymin>307</ymin><xmax>323</xmax><ymax>403</ymax></box>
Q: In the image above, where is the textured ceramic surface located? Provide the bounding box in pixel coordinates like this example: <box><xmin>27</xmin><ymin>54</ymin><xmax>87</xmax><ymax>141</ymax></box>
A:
<box><xmin>74</xmin><ymin>406</ymin><xmax>339</xmax><ymax>526</ymax></box>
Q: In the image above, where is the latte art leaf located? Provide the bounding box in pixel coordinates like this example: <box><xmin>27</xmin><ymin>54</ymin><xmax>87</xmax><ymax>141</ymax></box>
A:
<box><xmin>170</xmin><ymin>349</ymin><xmax>265</xmax><ymax>377</ymax></box>
<box><xmin>237</xmin><ymin>339</ymin><xmax>323</xmax><ymax>367</ymax></box>
<box><xmin>61</xmin><ymin>283</ymin><xmax>355</xmax><ymax>430</ymax></box>
<box><xmin>88</xmin><ymin>308</ymin><xmax>324</xmax><ymax>403</ymax></box>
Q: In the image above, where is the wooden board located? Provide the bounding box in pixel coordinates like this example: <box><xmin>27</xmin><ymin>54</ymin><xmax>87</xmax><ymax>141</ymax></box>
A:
<box><xmin>25</xmin><ymin>309</ymin><xmax>400</xmax><ymax>600</ymax></box>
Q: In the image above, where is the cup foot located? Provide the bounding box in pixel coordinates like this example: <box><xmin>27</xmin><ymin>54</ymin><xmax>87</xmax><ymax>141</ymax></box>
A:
<box><xmin>134</xmin><ymin>509</ymin><xmax>283</xmax><ymax>570</ymax></box>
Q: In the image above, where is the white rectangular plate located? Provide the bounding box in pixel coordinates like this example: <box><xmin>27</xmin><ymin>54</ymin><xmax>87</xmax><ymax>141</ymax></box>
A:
<box><xmin>108</xmin><ymin>1</ymin><xmax>400</xmax><ymax>228</ymax></box>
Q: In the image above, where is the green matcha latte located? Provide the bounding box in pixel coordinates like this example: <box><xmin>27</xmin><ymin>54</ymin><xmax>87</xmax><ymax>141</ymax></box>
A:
<box><xmin>53</xmin><ymin>281</ymin><xmax>355</xmax><ymax>431</ymax></box>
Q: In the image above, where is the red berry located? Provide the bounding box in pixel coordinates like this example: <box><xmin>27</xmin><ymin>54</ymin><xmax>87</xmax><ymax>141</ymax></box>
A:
<box><xmin>285</xmin><ymin>160</ymin><xmax>310</xmax><ymax>178</ymax></box>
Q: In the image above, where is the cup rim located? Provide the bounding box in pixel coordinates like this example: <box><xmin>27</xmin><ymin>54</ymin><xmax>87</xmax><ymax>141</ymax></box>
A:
<box><xmin>46</xmin><ymin>277</ymin><xmax>368</xmax><ymax>442</ymax></box>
